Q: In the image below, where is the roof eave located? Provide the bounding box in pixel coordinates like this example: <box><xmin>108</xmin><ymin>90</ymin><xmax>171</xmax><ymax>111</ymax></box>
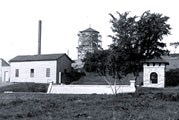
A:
<box><xmin>143</xmin><ymin>61</ymin><xmax>169</xmax><ymax>65</ymax></box>
<box><xmin>9</xmin><ymin>59</ymin><xmax>57</xmax><ymax>63</ymax></box>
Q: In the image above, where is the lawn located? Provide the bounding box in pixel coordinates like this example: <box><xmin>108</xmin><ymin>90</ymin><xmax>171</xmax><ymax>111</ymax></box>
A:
<box><xmin>0</xmin><ymin>86</ymin><xmax>179</xmax><ymax>120</ymax></box>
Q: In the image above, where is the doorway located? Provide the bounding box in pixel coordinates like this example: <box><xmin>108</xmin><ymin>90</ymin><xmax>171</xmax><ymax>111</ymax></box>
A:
<box><xmin>150</xmin><ymin>72</ymin><xmax>158</xmax><ymax>84</ymax></box>
<box><xmin>4</xmin><ymin>71</ymin><xmax>9</xmax><ymax>82</ymax></box>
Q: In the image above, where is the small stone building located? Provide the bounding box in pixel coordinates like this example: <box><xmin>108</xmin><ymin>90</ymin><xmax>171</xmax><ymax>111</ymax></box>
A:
<box><xmin>143</xmin><ymin>58</ymin><xmax>169</xmax><ymax>88</ymax></box>
<box><xmin>9</xmin><ymin>54</ymin><xmax>72</xmax><ymax>84</ymax></box>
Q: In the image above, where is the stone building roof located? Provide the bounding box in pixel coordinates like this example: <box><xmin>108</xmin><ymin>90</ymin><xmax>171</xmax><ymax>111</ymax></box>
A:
<box><xmin>9</xmin><ymin>54</ymin><xmax>72</xmax><ymax>62</ymax></box>
<box><xmin>80</xmin><ymin>27</ymin><xmax>99</xmax><ymax>33</ymax></box>
<box><xmin>144</xmin><ymin>57</ymin><xmax>169</xmax><ymax>65</ymax></box>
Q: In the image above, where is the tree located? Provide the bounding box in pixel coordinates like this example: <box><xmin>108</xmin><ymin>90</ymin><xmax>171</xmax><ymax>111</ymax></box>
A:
<box><xmin>84</xmin><ymin>49</ymin><xmax>123</xmax><ymax>95</ymax></box>
<box><xmin>84</xmin><ymin>50</ymin><xmax>109</xmax><ymax>75</ymax></box>
<box><xmin>109</xmin><ymin>11</ymin><xmax>171</xmax><ymax>79</ymax></box>
<box><xmin>109</xmin><ymin>12</ymin><xmax>139</xmax><ymax>78</ymax></box>
<box><xmin>137</xmin><ymin>11</ymin><xmax>171</xmax><ymax>59</ymax></box>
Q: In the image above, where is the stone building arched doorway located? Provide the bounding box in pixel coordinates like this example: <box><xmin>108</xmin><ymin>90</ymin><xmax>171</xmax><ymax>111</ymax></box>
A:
<box><xmin>143</xmin><ymin>58</ymin><xmax>169</xmax><ymax>88</ymax></box>
<box><xmin>150</xmin><ymin>72</ymin><xmax>158</xmax><ymax>83</ymax></box>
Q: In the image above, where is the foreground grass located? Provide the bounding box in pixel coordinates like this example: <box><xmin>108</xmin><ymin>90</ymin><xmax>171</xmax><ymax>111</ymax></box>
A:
<box><xmin>0</xmin><ymin>87</ymin><xmax>179</xmax><ymax>120</ymax></box>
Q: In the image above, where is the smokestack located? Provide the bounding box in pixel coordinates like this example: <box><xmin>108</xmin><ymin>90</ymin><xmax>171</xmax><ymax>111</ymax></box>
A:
<box><xmin>38</xmin><ymin>20</ymin><xmax>42</xmax><ymax>55</ymax></box>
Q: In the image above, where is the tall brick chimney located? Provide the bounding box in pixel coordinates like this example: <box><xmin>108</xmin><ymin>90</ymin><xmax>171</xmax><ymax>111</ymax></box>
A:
<box><xmin>38</xmin><ymin>20</ymin><xmax>42</xmax><ymax>55</ymax></box>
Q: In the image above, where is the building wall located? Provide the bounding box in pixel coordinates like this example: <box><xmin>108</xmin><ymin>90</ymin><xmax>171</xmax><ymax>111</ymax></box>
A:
<box><xmin>1</xmin><ymin>66</ymin><xmax>10</xmax><ymax>82</ymax></box>
<box><xmin>47</xmin><ymin>80</ymin><xmax>136</xmax><ymax>94</ymax></box>
<box><xmin>0</xmin><ymin>59</ymin><xmax>10</xmax><ymax>82</ymax></box>
<box><xmin>143</xmin><ymin>63</ymin><xmax>166</xmax><ymax>88</ymax></box>
<box><xmin>57</xmin><ymin>55</ymin><xmax>72</xmax><ymax>72</ymax></box>
<box><xmin>0</xmin><ymin>60</ymin><xmax>2</xmax><ymax>81</ymax></box>
<box><xmin>56</xmin><ymin>55</ymin><xmax>72</xmax><ymax>83</ymax></box>
<box><xmin>10</xmin><ymin>61</ymin><xmax>57</xmax><ymax>83</ymax></box>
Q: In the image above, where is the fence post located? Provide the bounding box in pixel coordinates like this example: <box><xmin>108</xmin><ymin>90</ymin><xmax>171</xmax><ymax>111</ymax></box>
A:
<box><xmin>47</xmin><ymin>82</ymin><xmax>53</xmax><ymax>93</ymax></box>
<box><xmin>130</xmin><ymin>80</ymin><xmax>135</xmax><ymax>87</ymax></box>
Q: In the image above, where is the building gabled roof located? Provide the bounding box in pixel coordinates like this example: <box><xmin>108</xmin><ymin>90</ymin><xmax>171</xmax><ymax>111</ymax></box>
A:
<box><xmin>9</xmin><ymin>53</ymin><xmax>72</xmax><ymax>62</ymax></box>
<box><xmin>0</xmin><ymin>58</ymin><xmax>9</xmax><ymax>66</ymax></box>
<box><xmin>80</xmin><ymin>27</ymin><xmax>99</xmax><ymax>33</ymax></box>
<box><xmin>144</xmin><ymin>57</ymin><xmax>169</xmax><ymax>65</ymax></box>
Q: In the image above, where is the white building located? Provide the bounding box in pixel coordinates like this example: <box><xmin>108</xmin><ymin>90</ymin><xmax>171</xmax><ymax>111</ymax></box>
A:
<box><xmin>9</xmin><ymin>54</ymin><xmax>72</xmax><ymax>84</ymax></box>
<box><xmin>143</xmin><ymin>57</ymin><xmax>169</xmax><ymax>88</ymax></box>
<box><xmin>0</xmin><ymin>59</ymin><xmax>10</xmax><ymax>82</ymax></box>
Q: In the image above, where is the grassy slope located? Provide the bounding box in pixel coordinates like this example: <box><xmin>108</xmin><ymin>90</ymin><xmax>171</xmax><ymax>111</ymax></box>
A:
<box><xmin>71</xmin><ymin>72</ymin><xmax>143</xmax><ymax>85</ymax></box>
<box><xmin>71</xmin><ymin>72</ymin><xmax>108</xmax><ymax>85</ymax></box>
<box><xmin>0</xmin><ymin>87</ymin><xmax>179</xmax><ymax>120</ymax></box>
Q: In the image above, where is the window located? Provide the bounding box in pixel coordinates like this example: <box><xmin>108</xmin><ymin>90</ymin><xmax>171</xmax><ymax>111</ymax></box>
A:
<box><xmin>15</xmin><ymin>69</ymin><xmax>19</xmax><ymax>77</ymax></box>
<box><xmin>150</xmin><ymin>72</ymin><xmax>158</xmax><ymax>83</ymax></box>
<box><xmin>30</xmin><ymin>69</ymin><xmax>34</xmax><ymax>77</ymax></box>
<box><xmin>46</xmin><ymin>68</ymin><xmax>50</xmax><ymax>77</ymax></box>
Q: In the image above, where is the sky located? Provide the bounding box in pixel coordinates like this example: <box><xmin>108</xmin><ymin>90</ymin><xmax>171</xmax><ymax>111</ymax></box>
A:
<box><xmin>0</xmin><ymin>0</ymin><xmax>179</xmax><ymax>61</ymax></box>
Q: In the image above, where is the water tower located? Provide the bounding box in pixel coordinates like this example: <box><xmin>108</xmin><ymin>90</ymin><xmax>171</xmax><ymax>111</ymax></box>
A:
<box><xmin>77</xmin><ymin>27</ymin><xmax>102</xmax><ymax>59</ymax></box>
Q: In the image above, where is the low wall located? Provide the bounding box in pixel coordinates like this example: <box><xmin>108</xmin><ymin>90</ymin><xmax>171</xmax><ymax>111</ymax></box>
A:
<box><xmin>47</xmin><ymin>80</ymin><xmax>136</xmax><ymax>94</ymax></box>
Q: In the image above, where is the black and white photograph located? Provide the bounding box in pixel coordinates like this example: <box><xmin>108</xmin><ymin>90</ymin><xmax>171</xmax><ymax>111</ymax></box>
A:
<box><xmin>0</xmin><ymin>0</ymin><xmax>179</xmax><ymax>119</ymax></box>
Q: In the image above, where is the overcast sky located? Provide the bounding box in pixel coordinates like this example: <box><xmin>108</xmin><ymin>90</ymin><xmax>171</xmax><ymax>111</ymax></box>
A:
<box><xmin>0</xmin><ymin>0</ymin><xmax>178</xmax><ymax>61</ymax></box>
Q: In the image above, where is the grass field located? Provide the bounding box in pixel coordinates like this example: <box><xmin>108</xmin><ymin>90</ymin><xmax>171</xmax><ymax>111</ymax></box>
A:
<box><xmin>0</xmin><ymin>86</ymin><xmax>179</xmax><ymax>120</ymax></box>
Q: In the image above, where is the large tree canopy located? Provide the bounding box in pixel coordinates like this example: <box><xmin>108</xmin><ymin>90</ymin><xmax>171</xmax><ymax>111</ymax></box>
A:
<box><xmin>137</xmin><ymin>11</ymin><xmax>171</xmax><ymax>59</ymax></box>
<box><xmin>108</xmin><ymin>11</ymin><xmax>171</xmax><ymax>77</ymax></box>
<box><xmin>109</xmin><ymin>11</ymin><xmax>171</xmax><ymax>58</ymax></box>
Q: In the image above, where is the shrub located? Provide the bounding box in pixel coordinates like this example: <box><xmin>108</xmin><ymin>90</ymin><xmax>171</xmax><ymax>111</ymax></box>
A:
<box><xmin>166</xmin><ymin>69</ymin><xmax>179</xmax><ymax>86</ymax></box>
<box><xmin>62</xmin><ymin>70</ymin><xmax>86</xmax><ymax>84</ymax></box>
<box><xmin>29</xmin><ymin>83</ymin><xmax>48</xmax><ymax>92</ymax></box>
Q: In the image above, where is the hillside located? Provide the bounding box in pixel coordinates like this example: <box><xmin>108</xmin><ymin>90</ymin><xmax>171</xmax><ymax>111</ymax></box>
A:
<box><xmin>71</xmin><ymin>72</ymin><xmax>109</xmax><ymax>85</ymax></box>
<box><xmin>162</xmin><ymin>55</ymin><xmax>179</xmax><ymax>71</ymax></box>
<box><xmin>71</xmin><ymin>72</ymin><xmax>143</xmax><ymax>85</ymax></box>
